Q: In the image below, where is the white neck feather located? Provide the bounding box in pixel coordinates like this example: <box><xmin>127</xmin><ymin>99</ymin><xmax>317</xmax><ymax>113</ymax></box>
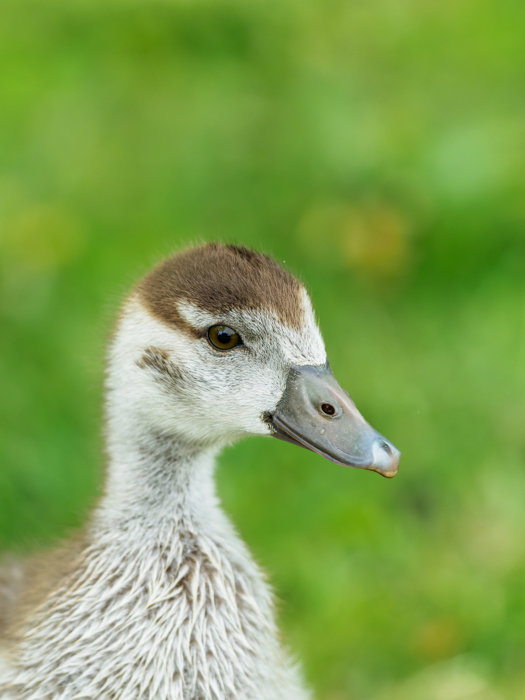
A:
<box><xmin>99</xmin><ymin>421</ymin><xmax>220</xmax><ymax>528</ymax></box>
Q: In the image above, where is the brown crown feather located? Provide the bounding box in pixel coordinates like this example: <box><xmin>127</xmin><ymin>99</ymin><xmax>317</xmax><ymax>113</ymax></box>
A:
<box><xmin>137</xmin><ymin>244</ymin><xmax>304</xmax><ymax>333</ymax></box>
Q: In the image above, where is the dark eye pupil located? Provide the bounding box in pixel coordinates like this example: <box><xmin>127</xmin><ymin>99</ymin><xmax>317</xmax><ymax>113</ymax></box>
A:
<box><xmin>217</xmin><ymin>330</ymin><xmax>231</xmax><ymax>345</ymax></box>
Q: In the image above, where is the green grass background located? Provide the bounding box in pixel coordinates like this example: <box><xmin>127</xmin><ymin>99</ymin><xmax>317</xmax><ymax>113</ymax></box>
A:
<box><xmin>1</xmin><ymin>1</ymin><xmax>524</xmax><ymax>697</ymax></box>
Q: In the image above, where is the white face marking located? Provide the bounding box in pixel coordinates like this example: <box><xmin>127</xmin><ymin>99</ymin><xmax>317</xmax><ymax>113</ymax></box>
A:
<box><xmin>106</xmin><ymin>292</ymin><xmax>326</xmax><ymax>452</ymax></box>
<box><xmin>177</xmin><ymin>288</ymin><xmax>326</xmax><ymax>367</ymax></box>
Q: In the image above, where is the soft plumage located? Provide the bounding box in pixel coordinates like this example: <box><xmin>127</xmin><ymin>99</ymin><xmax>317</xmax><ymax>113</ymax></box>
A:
<box><xmin>0</xmin><ymin>244</ymin><xmax>399</xmax><ymax>699</ymax></box>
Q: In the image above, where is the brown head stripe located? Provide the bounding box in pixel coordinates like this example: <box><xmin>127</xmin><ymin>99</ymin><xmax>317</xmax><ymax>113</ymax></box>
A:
<box><xmin>137</xmin><ymin>244</ymin><xmax>304</xmax><ymax>334</ymax></box>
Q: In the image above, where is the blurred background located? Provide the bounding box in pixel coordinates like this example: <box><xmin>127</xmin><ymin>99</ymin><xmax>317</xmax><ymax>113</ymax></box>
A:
<box><xmin>1</xmin><ymin>0</ymin><xmax>524</xmax><ymax>697</ymax></box>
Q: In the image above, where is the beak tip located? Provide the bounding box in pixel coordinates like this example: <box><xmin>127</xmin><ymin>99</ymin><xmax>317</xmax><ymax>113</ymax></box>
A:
<box><xmin>370</xmin><ymin>440</ymin><xmax>401</xmax><ymax>478</ymax></box>
<box><xmin>377</xmin><ymin>464</ymin><xmax>399</xmax><ymax>478</ymax></box>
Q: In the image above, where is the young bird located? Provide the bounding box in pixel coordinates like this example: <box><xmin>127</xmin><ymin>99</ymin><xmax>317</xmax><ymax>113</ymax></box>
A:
<box><xmin>0</xmin><ymin>244</ymin><xmax>399</xmax><ymax>700</ymax></box>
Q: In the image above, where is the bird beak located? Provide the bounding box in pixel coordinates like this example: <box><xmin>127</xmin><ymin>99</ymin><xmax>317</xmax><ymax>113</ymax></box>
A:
<box><xmin>269</xmin><ymin>364</ymin><xmax>400</xmax><ymax>478</ymax></box>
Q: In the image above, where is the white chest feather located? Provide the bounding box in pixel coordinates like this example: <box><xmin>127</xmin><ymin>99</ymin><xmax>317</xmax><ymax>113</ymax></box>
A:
<box><xmin>2</xmin><ymin>504</ymin><xmax>309</xmax><ymax>700</ymax></box>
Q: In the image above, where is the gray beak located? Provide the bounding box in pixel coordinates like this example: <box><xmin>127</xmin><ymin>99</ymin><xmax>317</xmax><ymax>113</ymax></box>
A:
<box><xmin>269</xmin><ymin>364</ymin><xmax>400</xmax><ymax>478</ymax></box>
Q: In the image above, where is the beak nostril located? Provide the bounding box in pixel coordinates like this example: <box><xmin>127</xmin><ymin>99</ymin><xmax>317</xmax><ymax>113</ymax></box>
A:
<box><xmin>379</xmin><ymin>440</ymin><xmax>393</xmax><ymax>456</ymax></box>
<box><xmin>320</xmin><ymin>402</ymin><xmax>336</xmax><ymax>417</ymax></box>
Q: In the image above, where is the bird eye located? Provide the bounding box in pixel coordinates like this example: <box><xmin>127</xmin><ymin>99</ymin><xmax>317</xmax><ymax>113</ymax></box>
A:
<box><xmin>207</xmin><ymin>325</ymin><xmax>243</xmax><ymax>351</ymax></box>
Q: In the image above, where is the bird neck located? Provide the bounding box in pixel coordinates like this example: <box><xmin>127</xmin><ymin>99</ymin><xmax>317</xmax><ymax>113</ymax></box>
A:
<box><xmin>96</xmin><ymin>403</ymin><xmax>224</xmax><ymax>533</ymax></box>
